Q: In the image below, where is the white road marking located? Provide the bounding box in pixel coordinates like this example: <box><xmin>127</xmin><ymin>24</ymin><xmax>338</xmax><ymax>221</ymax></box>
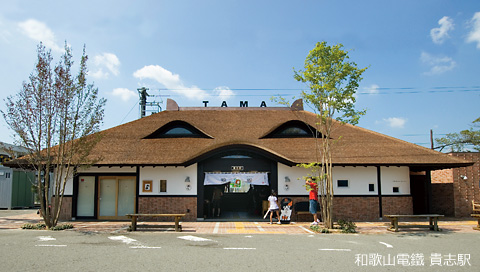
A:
<box><xmin>37</xmin><ymin>236</ymin><xmax>56</xmax><ymax>242</ymax></box>
<box><xmin>129</xmin><ymin>246</ymin><xmax>162</xmax><ymax>249</ymax></box>
<box><xmin>108</xmin><ymin>235</ymin><xmax>137</xmax><ymax>244</ymax></box>
<box><xmin>224</xmin><ymin>248</ymin><xmax>256</xmax><ymax>250</ymax></box>
<box><xmin>379</xmin><ymin>242</ymin><xmax>393</xmax><ymax>248</ymax></box>
<box><xmin>319</xmin><ymin>248</ymin><xmax>352</xmax><ymax>251</ymax></box>
<box><xmin>213</xmin><ymin>222</ymin><xmax>220</xmax><ymax>233</ymax></box>
<box><xmin>35</xmin><ymin>236</ymin><xmax>65</xmax><ymax>247</ymax></box>
<box><xmin>178</xmin><ymin>235</ymin><xmax>212</xmax><ymax>242</ymax></box>
<box><xmin>109</xmin><ymin>235</ymin><xmax>161</xmax><ymax>249</ymax></box>
<box><xmin>299</xmin><ymin>225</ymin><xmax>314</xmax><ymax>234</ymax></box>
<box><xmin>254</xmin><ymin>222</ymin><xmax>265</xmax><ymax>232</ymax></box>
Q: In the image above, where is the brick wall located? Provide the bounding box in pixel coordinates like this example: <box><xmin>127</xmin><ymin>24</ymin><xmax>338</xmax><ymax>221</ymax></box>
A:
<box><xmin>138</xmin><ymin>196</ymin><xmax>197</xmax><ymax>221</ymax></box>
<box><xmin>286</xmin><ymin>196</ymin><xmax>391</xmax><ymax>221</ymax></box>
<box><xmin>431</xmin><ymin>183</ymin><xmax>454</xmax><ymax>216</ymax></box>
<box><xmin>382</xmin><ymin>196</ymin><xmax>413</xmax><ymax>216</ymax></box>
<box><xmin>431</xmin><ymin>153</ymin><xmax>480</xmax><ymax>217</ymax></box>
<box><xmin>431</xmin><ymin>168</ymin><xmax>453</xmax><ymax>183</ymax></box>
<box><xmin>452</xmin><ymin>153</ymin><xmax>480</xmax><ymax>217</ymax></box>
<box><xmin>334</xmin><ymin>197</ymin><xmax>380</xmax><ymax>221</ymax></box>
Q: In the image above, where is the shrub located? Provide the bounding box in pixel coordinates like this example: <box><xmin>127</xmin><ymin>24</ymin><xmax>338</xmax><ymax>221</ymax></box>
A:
<box><xmin>337</xmin><ymin>219</ymin><xmax>357</xmax><ymax>233</ymax></box>
<box><xmin>21</xmin><ymin>223</ymin><xmax>73</xmax><ymax>231</ymax></box>
<box><xmin>320</xmin><ymin>227</ymin><xmax>330</xmax><ymax>233</ymax></box>
<box><xmin>21</xmin><ymin>223</ymin><xmax>36</xmax><ymax>229</ymax></box>
<box><xmin>310</xmin><ymin>225</ymin><xmax>330</xmax><ymax>233</ymax></box>
<box><xmin>51</xmin><ymin>223</ymin><xmax>74</xmax><ymax>231</ymax></box>
<box><xmin>21</xmin><ymin>223</ymin><xmax>46</xmax><ymax>230</ymax></box>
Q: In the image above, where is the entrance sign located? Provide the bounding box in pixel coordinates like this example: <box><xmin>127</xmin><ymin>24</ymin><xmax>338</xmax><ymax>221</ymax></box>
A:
<box><xmin>202</xmin><ymin>101</ymin><xmax>267</xmax><ymax>107</ymax></box>
<box><xmin>204</xmin><ymin>172</ymin><xmax>269</xmax><ymax>186</ymax></box>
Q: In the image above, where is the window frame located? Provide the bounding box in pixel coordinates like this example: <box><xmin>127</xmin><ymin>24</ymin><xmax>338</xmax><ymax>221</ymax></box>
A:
<box><xmin>261</xmin><ymin>120</ymin><xmax>322</xmax><ymax>139</ymax></box>
<box><xmin>337</xmin><ymin>179</ymin><xmax>349</xmax><ymax>188</ymax></box>
<box><xmin>144</xmin><ymin>120</ymin><xmax>212</xmax><ymax>139</ymax></box>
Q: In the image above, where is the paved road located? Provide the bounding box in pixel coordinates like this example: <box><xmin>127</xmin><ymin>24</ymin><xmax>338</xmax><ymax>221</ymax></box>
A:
<box><xmin>0</xmin><ymin>229</ymin><xmax>477</xmax><ymax>271</ymax></box>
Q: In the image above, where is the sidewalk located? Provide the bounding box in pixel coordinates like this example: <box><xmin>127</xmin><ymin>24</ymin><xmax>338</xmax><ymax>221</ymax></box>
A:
<box><xmin>1</xmin><ymin>209</ymin><xmax>478</xmax><ymax>234</ymax></box>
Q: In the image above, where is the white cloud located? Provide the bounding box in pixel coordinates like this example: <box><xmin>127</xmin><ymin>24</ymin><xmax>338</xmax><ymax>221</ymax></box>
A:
<box><xmin>133</xmin><ymin>65</ymin><xmax>209</xmax><ymax>100</ymax></box>
<box><xmin>430</xmin><ymin>16</ymin><xmax>454</xmax><ymax>44</ymax></box>
<box><xmin>383</xmin><ymin>117</ymin><xmax>407</xmax><ymax>129</ymax></box>
<box><xmin>466</xmin><ymin>12</ymin><xmax>480</xmax><ymax>49</ymax></box>
<box><xmin>110</xmin><ymin>88</ymin><xmax>137</xmax><ymax>102</ymax></box>
<box><xmin>213</xmin><ymin>86</ymin><xmax>235</xmax><ymax>101</ymax></box>
<box><xmin>420</xmin><ymin>52</ymin><xmax>456</xmax><ymax>75</ymax></box>
<box><xmin>364</xmin><ymin>84</ymin><xmax>380</xmax><ymax>94</ymax></box>
<box><xmin>92</xmin><ymin>53</ymin><xmax>121</xmax><ymax>79</ymax></box>
<box><xmin>18</xmin><ymin>19</ymin><xmax>62</xmax><ymax>52</ymax></box>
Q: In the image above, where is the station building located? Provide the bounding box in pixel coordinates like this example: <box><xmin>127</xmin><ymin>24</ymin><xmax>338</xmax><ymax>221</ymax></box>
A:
<box><xmin>52</xmin><ymin>99</ymin><xmax>471</xmax><ymax>221</ymax></box>
<box><xmin>0</xmin><ymin>142</ymin><xmax>35</xmax><ymax>210</ymax></box>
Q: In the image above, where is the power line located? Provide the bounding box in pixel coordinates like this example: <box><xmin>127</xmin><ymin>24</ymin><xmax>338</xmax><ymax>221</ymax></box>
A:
<box><xmin>119</xmin><ymin>101</ymin><xmax>138</xmax><ymax>125</ymax></box>
<box><xmin>142</xmin><ymin>86</ymin><xmax>480</xmax><ymax>97</ymax></box>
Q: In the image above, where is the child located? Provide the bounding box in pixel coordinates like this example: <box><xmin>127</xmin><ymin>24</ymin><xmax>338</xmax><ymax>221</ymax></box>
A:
<box><xmin>267</xmin><ymin>190</ymin><xmax>281</xmax><ymax>224</ymax></box>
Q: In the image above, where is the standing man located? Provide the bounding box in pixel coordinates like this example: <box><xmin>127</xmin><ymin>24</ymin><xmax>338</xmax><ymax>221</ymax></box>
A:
<box><xmin>212</xmin><ymin>186</ymin><xmax>223</xmax><ymax>217</ymax></box>
<box><xmin>306</xmin><ymin>177</ymin><xmax>320</xmax><ymax>225</ymax></box>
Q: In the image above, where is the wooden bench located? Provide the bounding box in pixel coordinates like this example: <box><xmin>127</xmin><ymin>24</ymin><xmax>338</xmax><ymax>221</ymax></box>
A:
<box><xmin>384</xmin><ymin>214</ymin><xmax>444</xmax><ymax>232</ymax></box>
<box><xmin>472</xmin><ymin>200</ymin><xmax>480</xmax><ymax>213</ymax></box>
<box><xmin>126</xmin><ymin>214</ymin><xmax>185</xmax><ymax>232</ymax></box>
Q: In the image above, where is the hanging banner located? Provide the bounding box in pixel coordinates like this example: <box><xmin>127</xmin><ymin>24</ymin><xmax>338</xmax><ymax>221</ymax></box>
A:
<box><xmin>204</xmin><ymin>172</ymin><xmax>269</xmax><ymax>186</ymax></box>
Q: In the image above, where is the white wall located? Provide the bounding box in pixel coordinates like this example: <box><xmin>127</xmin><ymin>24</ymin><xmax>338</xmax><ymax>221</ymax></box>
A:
<box><xmin>64</xmin><ymin>165</ymin><xmax>198</xmax><ymax>196</ymax></box>
<box><xmin>68</xmin><ymin>163</ymin><xmax>409</xmax><ymax>197</ymax></box>
<box><xmin>277</xmin><ymin>163</ymin><xmax>410</xmax><ymax>196</ymax></box>
<box><xmin>381</xmin><ymin>166</ymin><xmax>410</xmax><ymax>195</ymax></box>
<box><xmin>80</xmin><ymin>166</ymin><xmax>136</xmax><ymax>173</ymax></box>
<box><xmin>332</xmin><ymin>166</ymin><xmax>377</xmax><ymax>195</ymax></box>
<box><xmin>62</xmin><ymin>166</ymin><xmax>137</xmax><ymax>195</ymax></box>
<box><xmin>53</xmin><ymin>167</ymin><xmax>75</xmax><ymax>196</ymax></box>
<box><xmin>277</xmin><ymin>163</ymin><xmax>311</xmax><ymax>195</ymax></box>
<box><xmin>139</xmin><ymin>165</ymin><xmax>197</xmax><ymax>195</ymax></box>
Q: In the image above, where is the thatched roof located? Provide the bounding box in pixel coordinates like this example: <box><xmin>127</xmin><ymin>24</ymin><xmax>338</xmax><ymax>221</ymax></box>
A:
<box><xmin>81</xmin><ymin>99</ymin><xmax>471</xmax><ymax>170</ymax></box>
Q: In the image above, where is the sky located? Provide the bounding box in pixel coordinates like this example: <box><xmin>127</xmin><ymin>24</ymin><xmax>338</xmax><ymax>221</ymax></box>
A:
<box><xmin>0</xmin><ymin>0</ymin><xmax>479</xmax><ymax>150</ymax></box>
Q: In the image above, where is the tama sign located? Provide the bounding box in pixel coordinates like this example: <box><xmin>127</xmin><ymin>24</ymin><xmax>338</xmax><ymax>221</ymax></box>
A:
<box><xmin>202</xmin><ymin>101</ymin><xmax>267</xmax><ymax>107</ymax></box>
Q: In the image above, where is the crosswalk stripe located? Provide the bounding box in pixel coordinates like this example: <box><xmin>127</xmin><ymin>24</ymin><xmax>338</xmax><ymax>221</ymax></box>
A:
<box><xmin>178</xmin><ymin>235</ymin><xmax>213</xmax><ymax>242</ymax></box>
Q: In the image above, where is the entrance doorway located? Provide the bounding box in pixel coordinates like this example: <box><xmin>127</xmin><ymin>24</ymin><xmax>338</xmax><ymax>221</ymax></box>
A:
<box><xmin>77</xmin><ymin>176</ymin><xmax>95</xmax><ymax>217</ymax></box>
<box><xmin>204</xmin><ymin>173</ymin><xmax>270</xmax><ymax>220</ymax></box>
<box><xmin>98</xmin><ymin>176</ymin><xmax>136</xmax><ymax>220</ymax></box>
<box><xmin>410</xmin><ymin>173</ymin><xmax>431</xmax><ymax>214</ymax></box>
<box><xmin>197</xmin><ymin>145</ymin><xmax>279</xmax><ymax>221</ymax></box>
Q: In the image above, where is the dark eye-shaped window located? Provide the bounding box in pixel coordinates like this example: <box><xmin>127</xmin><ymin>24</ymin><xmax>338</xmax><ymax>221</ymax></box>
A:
<box><xmin>144</xmin><ymin>121</ymin><xmax>212</xmax><ymax>139</ymax></box>
<box><xmin>261</xmin><ymin>120</ymin><xmax>321</xmax><ymax>138</ymax></box>
<box><xmin>164</xmin><ymin>127</ymin><xmax>195</xmax><ymax>136</ymax></box>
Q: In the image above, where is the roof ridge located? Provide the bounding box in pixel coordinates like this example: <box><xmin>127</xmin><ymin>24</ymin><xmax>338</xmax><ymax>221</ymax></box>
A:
<box><xmin>340</xmin><ymin>122</ymin><xmax>470</xmax><ymax>163</ymax></box>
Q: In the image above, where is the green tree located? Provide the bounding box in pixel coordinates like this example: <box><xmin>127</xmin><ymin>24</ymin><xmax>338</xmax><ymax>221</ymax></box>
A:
<box><xmin>435</xmin><ymin>117</ymin><xmax>480</xmax><ymax>152</ymax></box>
<box><xmin>292</xmin><ymin>41</ymin><xmax>367</xmax><ymax>229</ymax></box>
<box><xmin>2</xmin><ymin>43</ymin><xmax>106</xmax><ymax>229</ymax></box>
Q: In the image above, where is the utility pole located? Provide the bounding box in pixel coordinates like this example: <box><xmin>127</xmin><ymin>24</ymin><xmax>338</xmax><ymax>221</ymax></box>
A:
<box><xmin>430</xmin><ymin>129</ymin><xmax>434</xmax><ymax>150</ymax></box>
<box><xmin>137</xmin><ymin>87</ymin><xmax>149</xmax><ymax>118</ymax></box>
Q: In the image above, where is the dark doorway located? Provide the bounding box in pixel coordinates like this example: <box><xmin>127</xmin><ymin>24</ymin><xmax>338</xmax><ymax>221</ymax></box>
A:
<box><xmin>410</xmin><ymin>174</ymin><xmax>431</xmax><ymax>214</ymax></box>
<box><xmin>197</xmin><ymin>146</ymin><xmax>278</xmax><ymax>221</ymax></box>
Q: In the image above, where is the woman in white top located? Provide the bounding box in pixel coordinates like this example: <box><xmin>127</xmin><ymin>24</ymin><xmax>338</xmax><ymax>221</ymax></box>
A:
<box><xmin>267</xmin><ymin>190</ymin><xmax>281</xmax><ymax>224</ymax></box>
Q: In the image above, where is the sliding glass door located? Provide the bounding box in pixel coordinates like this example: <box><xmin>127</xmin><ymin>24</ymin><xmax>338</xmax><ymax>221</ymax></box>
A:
<box><xmin>98</xmin><ymin>176</ymin><xmax>136</xmax><ymax>220</ymax></box>
<box><xmin>77</xmin><ymin>176</ymin><xmax>95</xmax><ymax>217</ymax></box>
